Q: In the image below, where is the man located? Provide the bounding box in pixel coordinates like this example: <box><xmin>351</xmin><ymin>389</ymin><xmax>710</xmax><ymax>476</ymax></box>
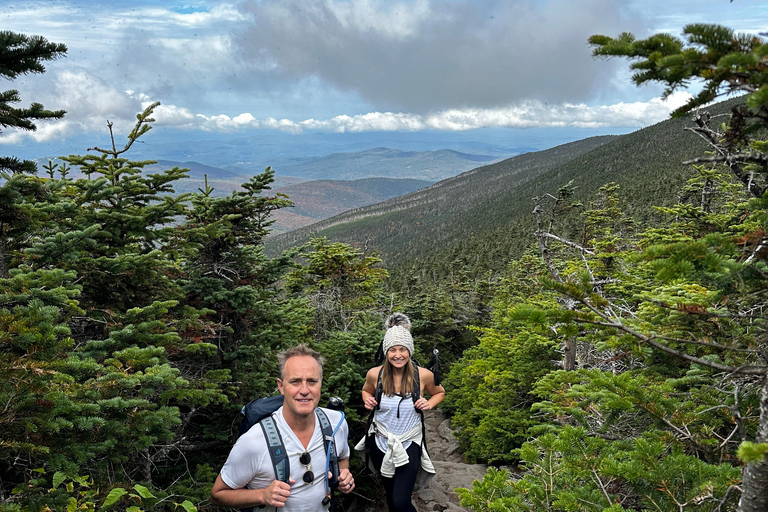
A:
<box><xmin>211</xmin><ymin>344</ymin><xmax>355</xmax><ymax>511</ymax></box>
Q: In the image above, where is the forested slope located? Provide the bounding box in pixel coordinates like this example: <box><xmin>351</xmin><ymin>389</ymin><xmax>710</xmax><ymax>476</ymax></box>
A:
<box><xmin>5</xmin><ymin>22</ymin><xmax>768</xmax><ymax>512</ymax></box>
<box><xmin>266</xmin><ymin>135</ymin><xmax>616</xmax><ymax>256</ymax></box>
<box><xmin>266</xmin><ymin>98</ymin><xmax>741</xmax><ymax>283</ymax></box>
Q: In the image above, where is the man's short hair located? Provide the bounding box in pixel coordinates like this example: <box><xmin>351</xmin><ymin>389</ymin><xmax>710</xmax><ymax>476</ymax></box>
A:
<box><xmin>277</xmin><ymin>343</ymin><xmax>326</xmax><ymax>379</ymax></box>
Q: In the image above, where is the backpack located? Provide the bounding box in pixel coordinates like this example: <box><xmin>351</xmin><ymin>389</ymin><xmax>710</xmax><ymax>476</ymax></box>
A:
<box><xmin>237</xmin><ymin>396</ymin><xmax>341</xmax><ymax>510</ymax></box>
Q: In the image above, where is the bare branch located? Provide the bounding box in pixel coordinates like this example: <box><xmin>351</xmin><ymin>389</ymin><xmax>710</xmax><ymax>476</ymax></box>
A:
<box><xmin>574</xmin><ymin>299</ymin><xmax>766</xmax><ymax>375</ymax></box>
<box><xmin>536</xmin><ymin>231</ymin><xmax>595</xmax><ymax>255</ymax></box>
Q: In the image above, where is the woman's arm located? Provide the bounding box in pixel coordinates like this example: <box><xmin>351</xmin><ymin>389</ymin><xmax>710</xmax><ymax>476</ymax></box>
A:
<box><xmin>362</xmin><ymin>366</ymin><xmax>381</xmax><ymax>410</ymax></box>
<box><xmin>415</xmin><ymin>367</ymin><xmax>445</xmax><ymax>410</ymax></box>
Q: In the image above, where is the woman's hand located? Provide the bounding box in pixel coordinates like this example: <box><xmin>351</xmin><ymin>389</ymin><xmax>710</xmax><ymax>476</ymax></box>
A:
<box><xmin>414</xmin><ymin>397</ymin><xmax>431</xmax><ymax>410</ymax></box>
<box><xmin>364</xmin><ymin>396</ymin><xmax>378</xmax><ymax>410</ymax></box>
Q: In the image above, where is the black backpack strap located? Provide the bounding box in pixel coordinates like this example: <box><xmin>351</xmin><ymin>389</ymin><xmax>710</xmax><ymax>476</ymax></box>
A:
<box><xmin>259</xmin><ymin>415</ymin><xmax>290</xmax><ymax>483</ymax></box>
<box><xmin>316</xmin><ymin>408</ymin><xmax>339</xmax><ymax>489</ymax></box>
<box><xmin>412</xmin><ymin>365</ymin><xmax>421</xmax><ymax>404</ymax></box>
<box><xmin>374</xmin><ymin>367</ymin><xmax>384</xmax><ymax>410</ymax></box>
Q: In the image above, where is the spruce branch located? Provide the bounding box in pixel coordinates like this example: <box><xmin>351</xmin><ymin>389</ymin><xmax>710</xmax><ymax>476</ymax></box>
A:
<box><xmin>87</xmin><ymin>102</ymin><xmax>160</xmax><ymax>158</ymax></box>
<box><xmin>572</xmin><ymin>297</ymin><xmax>766</xmax><ymax>375</ymax></box>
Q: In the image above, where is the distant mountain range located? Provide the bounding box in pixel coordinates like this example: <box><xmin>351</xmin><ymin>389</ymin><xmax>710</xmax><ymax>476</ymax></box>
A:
<box><xmin>145</xmin><ymin>148</ymin><xmax>489</xmax><ymax>232</ymax></box>
<box><xmin>18</xmin><ymin>127</ymin><xmax>556</xmax><ymax>171</ymax></box>
<box><xmin>265</xmin><ymin>98</ymin><xmax>744</xmax><ymax>280</ymax></box>
<box><xmin>33</xmin><ymin>149</ymin><xmax>451</xmax><ymax>233</ymax></box>
<box><xmin>273</xmin><ymin>147</ymin><xmax>501</xmax><ymax>181</ymax></box>
<box><xmin>270</xmin><ymin>178</ymin><xmax>432</xmax><ymax>233</ymax></box>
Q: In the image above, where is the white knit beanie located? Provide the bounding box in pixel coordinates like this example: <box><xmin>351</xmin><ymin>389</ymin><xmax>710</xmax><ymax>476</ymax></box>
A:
<box><xmin>382</xmin><ymin>325</ymin><xmax>414</xmax><ymax>355</ymax></box>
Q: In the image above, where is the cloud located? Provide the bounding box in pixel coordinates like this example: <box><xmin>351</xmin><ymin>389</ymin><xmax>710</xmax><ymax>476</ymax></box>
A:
<box><xmin>0</xmin><ymin>68</ymin><xmax>143</xmax><ymax>143</ymax></box>
<box><xmin>1</xmin><ymin>0</ymin><xmax>761</xmax><ymax>149</ymax></box>
<box><xmin>165</xmin><ymin>91</ymin><xmax>694</xmax><ymax>135</ymax></box>
<box><xmin>0</xmin><ymin>86</ymin><xmax>692</xmax><ymax>145</ymax></box>
<box><xmin>234</xmin><ymin>0</ymin><xmax>648</xmax><ymax>113</ymax></box>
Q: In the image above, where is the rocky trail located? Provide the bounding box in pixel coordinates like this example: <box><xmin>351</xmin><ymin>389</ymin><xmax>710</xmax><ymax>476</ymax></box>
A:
<box><xmin>412</xmin><ymin>409</ymin><xmax>488</xmax><ymax>512</ymax></box>
<box><xmin>349</xmin><ymin>409</ymin><xmax>489</xmax><ymax>512</ymax></box>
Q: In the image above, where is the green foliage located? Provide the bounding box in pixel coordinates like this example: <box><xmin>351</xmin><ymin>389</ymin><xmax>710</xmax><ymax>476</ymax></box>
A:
<box><xmin>319</xmin><ymin>323</ymin><xmax>382</xmax><ymax>423</ymax></box>
<box><xmin>0</xmin><ymin>31</ymin><xmax>66</xmax><ymax>174</ymax></box>
<box><xmin>0</xmin><ymin>98</ymin><xmax>312</xmax><ymax>510</ymax></box>
<box><xmin>589</xmin><ymin>24</ymin><xmax>764</xmax><ymax>115</ymax></box>
<box><xmin>459</xmin><ymin>427</ymin><xmax>739</xmax><ymax>512</ymax></box>
<box><xmin>590</xmin><ymin>24</ymin><xmax>768</xmax><ymax>201</ymax></box>
<box><xmin>285</xmin><ymin>236</ymin><xmax>389</xmax><ymax>338</ymax></box>
<box><xmin>737</xmin><ymin>442</ymin><xmax>768</xmax><ymax>464</ymax></box>
<box><xmin>6</xmin><ymin>470</ymin><xmax>198</xmax><ymax>512</ymax></box>
<box><xmin>454</xmin><ymin>28</ymin><xmax>768</xmax><ymax>505</ymax></box>
<box><xmin>445</xmin><ymin>323</ymin><xmax>557</xmax><ymax>463</ymax></box>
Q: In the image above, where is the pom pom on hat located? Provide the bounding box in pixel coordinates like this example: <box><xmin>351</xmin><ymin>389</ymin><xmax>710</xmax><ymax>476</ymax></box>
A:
<box><xmin>382</xmin><ymin>325</ymin><xmax>414</xmax><ymax>355</ymax></box>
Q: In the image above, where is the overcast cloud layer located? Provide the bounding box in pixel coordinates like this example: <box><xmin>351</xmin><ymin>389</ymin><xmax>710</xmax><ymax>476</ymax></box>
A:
<box><xmin>2</xmin><ymin>0</ymin><xmax>767</xmax><ymax>146</ymax></box>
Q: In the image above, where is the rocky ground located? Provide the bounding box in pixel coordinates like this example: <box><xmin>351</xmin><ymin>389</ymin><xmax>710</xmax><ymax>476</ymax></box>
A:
<box><xmin>412</xmin><ymin>409</ymin><xmax>489</xmax><ymax>512</ymax></box>
<box><xmin>348</xmin><ymin>409</ymin><xmax>489</xmax><ymax>512</ymax></box>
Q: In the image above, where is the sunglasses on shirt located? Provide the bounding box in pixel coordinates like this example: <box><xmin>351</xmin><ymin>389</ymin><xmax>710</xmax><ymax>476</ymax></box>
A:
<box><xmin>299</xmin><ymin>451</ymin><xmax>314</xmax><ymax>483</ymax></box>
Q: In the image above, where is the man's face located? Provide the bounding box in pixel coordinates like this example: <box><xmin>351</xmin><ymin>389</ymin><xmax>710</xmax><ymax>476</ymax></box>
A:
<box><xmin>278</xmin><ymin>355</ymin><xmax>322</xmax><ymax>418</ymax></box>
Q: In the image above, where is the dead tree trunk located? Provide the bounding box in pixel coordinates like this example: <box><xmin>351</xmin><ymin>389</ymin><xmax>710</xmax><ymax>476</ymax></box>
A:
<box><xmin>737</xmin><ymin>372</ymin><xmax>768</xmax><ymax>512</ymax></box>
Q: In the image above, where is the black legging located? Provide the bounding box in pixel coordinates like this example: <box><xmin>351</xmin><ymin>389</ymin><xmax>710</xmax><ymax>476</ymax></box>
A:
<box><xmin>366</xmin><ymin>434</ymin><xmax>421</xmax><ymax>512</ymax></box>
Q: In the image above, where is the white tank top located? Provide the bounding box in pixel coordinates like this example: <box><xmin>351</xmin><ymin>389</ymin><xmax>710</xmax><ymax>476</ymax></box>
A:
<box><xmin>374</xmin><ymin>393</ymin><xmax>422</xmax><ymax>452</ymax></box>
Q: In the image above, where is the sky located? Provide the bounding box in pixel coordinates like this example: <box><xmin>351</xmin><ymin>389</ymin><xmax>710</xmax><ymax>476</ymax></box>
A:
<box><xmin>2</xmin><ymin>0</ymin><xmax>767</xmax><ymax>154</ymax></box>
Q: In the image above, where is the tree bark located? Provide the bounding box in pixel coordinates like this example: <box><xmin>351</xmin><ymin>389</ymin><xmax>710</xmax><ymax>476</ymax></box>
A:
<box><xmin>0</xmin><ymin>239</ymin><xmax>7</xmax><ymax>279</ymax></box>
<box><xmin>737</xmin><ymin>373</ymin><xmax>768</xmax><ymax>512</ymax></box>
<box><xmin>563</xmin><ymin>336</ymin><xmax>577</xmax><ymax>371</ymax></box>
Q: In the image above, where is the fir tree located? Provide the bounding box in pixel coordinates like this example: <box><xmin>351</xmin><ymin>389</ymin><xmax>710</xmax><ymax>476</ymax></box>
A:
<box><xmin>0</xmin><ymin>32</ymin><xmax>66</xmax><ymax>279</ymax></box>
<box><xmin>0</xmin><ymin>31</ymin><xmax>66</xmax><ymax>174</ymax></box>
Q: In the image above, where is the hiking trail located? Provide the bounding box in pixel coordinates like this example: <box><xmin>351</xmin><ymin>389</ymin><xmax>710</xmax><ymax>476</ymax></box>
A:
<box><xmin>412</xmin><ymin>409</ymin><xmax>489</xmax><ymax>512</ymax></box>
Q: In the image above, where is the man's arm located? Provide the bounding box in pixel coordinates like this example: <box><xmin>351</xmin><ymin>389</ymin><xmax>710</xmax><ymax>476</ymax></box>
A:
<box><xmin>210</xmin><ymin>474</ymin><xmax>294</xmax><ymax>508</ymax></box>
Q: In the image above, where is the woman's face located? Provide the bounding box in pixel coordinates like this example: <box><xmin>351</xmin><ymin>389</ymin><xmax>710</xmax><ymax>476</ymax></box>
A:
<box><xmin>387</xmin><ymin>345</ymin><xmax>410</xmax><ymax>368</ymax></box>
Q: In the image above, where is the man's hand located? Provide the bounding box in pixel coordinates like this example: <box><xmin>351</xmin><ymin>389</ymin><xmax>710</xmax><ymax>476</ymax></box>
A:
<box><xmin>263</xmin><ymin>478</ymin><xmax>295</xmax><ymax>507</ymax></box>
<box><xmin>335</xmin><ymin>468</ymin><xmax>355</xmax><ymax>494</ymax></box>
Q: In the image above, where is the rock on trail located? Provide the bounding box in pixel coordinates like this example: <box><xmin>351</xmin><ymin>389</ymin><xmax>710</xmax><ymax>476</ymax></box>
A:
<box><xmin>413</xmin><ymin>409</ymin><xmax>489</xmax><ymax>512</ymax></box>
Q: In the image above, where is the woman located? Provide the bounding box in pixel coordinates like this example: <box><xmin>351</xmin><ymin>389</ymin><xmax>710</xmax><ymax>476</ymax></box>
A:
<box><xmin>356</xmin><ymin>313</ymin><xmax>445</xmax><ymax>512</ymax></box>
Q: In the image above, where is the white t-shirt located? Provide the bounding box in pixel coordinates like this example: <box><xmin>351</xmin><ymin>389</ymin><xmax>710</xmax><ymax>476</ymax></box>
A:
<box><xmin>220</xmin><ymin>406</ymin><xmax>350</xmax><ymax>512</ymax></box>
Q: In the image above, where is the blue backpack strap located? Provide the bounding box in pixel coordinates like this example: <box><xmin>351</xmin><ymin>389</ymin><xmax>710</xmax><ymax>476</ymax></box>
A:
<box><xmin>259</xmin><ymin>415</ymin><xmax>290</xmax><ymax>483</ymax></box>
<box><xmin>316</xmin><ymin>408</ymin><xmax>339</xmax><ymax>489</ymax></box>
<box><xmin>240</xmin><ymin>415</ymin><xmax>288</xmax><ymax>512</ymax></box>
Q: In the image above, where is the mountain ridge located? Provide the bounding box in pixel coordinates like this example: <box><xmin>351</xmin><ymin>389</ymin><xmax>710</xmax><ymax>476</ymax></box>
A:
<box><xmin>264</xmin><ymin>97</ymin><xmax>744</xmax><ymax>279</ymax></box>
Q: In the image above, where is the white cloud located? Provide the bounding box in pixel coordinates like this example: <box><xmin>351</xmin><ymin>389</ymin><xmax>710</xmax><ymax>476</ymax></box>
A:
<box><xmin>0</xmin><ymin>90</ymin><xmax>694</xmax><ymax>145</ymax></box>
<box><xmin>0</xmin><ymin>0</ymin><xmax>759</xmax><ymax>151</ymax></box>
<box><xmin>150</xmin><ymin>103</ymin><xmax>198</xmax><ymax>125</ymax></box>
